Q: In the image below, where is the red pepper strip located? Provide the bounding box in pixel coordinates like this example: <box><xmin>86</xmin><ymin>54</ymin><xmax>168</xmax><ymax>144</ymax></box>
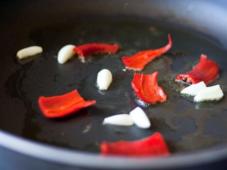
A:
<box><xmin>101</xmin><ymin>132</ymin><xmax>170</xmax><ymax>157</ymax></box>
<box><xmin>175</xmin><ymin>54</ymin><xmax>219</xmax><ymax>85</ymax></box>
<box><xmin>38</xmin><ymin>90</ymin><xmax>96</xmax><ymax>118</ymax></box>
<box><xmin>74</xmin><ymin>43</ymin><xmax>120</xmax><ymax>61</ymax></box>
<box><xmin>121</xmin><ymin>34</ymin><xmax>172</xmax><ymax>71</ymax></box>
<box><xmin>131</xmin><ymin>72</ymin><xmax>167</xmax><ymax>104</ymax></box>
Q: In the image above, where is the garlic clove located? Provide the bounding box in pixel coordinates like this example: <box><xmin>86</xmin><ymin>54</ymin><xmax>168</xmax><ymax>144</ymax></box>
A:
<box><xmin>17</xmin><ymin>46</ymin><xmax>43</xmax><ymax>59</ymax></box>
<box><xmin>181</xmin><ymin>81</ymin><xmax>207</xmax><ymax>96</ymax></box>
<box><xmin>97</xmin><ymin>69</ymin><xmax>113</xmax><ymax>90</ymax></box>
<box><xmin>103</xmin><ymin>114</ymin><xmax>134</xmax><ymax>126</ymax></box>
<box><xmin>194</xmin><ymin>84</ymin><xmax>224</xmax><ymax>102</ymax></box>
<box><xmin>129</xmin><ymin>107</ymin><xmax>151</xmax><ymax>129</ymax></box>
<box><xmin>57</xmin><ymin>45</ymin><xmax>75</xmax><ymax>64</ymax></box>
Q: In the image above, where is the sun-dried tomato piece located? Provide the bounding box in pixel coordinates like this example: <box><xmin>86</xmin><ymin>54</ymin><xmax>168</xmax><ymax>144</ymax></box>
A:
<box><xmin>121</xmin><ymin>34</ymin><xmax>172</xmax><ymax>71</ymax></box>
<box><xmin>74</xmin><ymin>43</ymin><xmax>119</xmax><ymax>61</ymax></box>
<box><xmin>131</xmin><ymin>72</ymin><xmax>167</xmax><ymax>104</ymax></box>
<box><xmin>175</xmin><ymin>54</ymin><xmax>219</xmax><ymax>85</ymax></box>
<box><xmin>38</xmin><ymin>90</ymin><xmax>96</xmax><ymax>118</ymax></box>
<box><xmin>101</xmin><ymin>132</ymin><xmax>170</xmax><ymax>157</ymax></box>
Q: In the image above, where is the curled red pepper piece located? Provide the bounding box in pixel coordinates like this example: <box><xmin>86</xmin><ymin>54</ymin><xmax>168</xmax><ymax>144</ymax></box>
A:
<box><xmin>175</xmin><ymin>54</ymin><xmax>219</xmax><ymax>84</ymax></box>
<box><xmin>101</xmin><ymin>132</ymin><xmax>170</xmax><ymax>157</ymax></box>
<box><xmin>131</xmin><ymin>72</ymin><xmax>167</xmax><ymax>104</ymax></box>
<box><xmin>74</xmin><ymin>43</ymin><xmax>120</xmax><ymax>61</ymax></box>
<box><xmin>38</xmin><ymin>90</ymin><xmax>96</xmax><ymax>118</ymax></box>
<box><xmin>121</xmin><ymin>34</ymin><xmax>172</xmax><ymax>71</ymax></box>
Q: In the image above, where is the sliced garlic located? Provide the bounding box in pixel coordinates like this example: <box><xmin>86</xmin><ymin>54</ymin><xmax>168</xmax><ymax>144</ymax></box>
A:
<box><xmin>181</xmin><ymin>81</ymin><xmax>207</xmax><ymax>96</ymax></box>
<box><xmin>129</xmin><ymin>107</ymin><xmax>151</xmax><ymax>129</ymax></box>
<box><xmin>103</xmin><ymin>114</ymin><xmax>134</xmax><ymax>126</ymax></box>
<box><xmin>16</xmin><ymin>46</ymin><xmax>43</xmax><ymax>59</ymax></box>
<box><xmin>97</xmin><ymin>69</ymin><xmax>113</xmax><ymax>90</ymax></box>
<box><xmin>57</xmin><ymin>45</ymin><xmax>75</xmax><ymax>64</ymax></box>
<box><xmin>194</xmin><ymin>85</ymin><xmax>224</xmax><ymax>102</ymax></box>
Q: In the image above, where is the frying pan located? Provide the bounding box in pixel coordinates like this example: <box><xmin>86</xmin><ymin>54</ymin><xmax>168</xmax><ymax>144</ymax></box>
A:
<box><xmin>1</xmin><ymin>0</ymin><xmax>227</xmax><ymax>169</ymax></box>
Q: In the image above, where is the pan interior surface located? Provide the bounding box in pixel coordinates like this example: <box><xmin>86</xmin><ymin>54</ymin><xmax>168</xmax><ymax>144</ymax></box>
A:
<box><xmin>1</xmin><ymin>17</ymin><xmax>227</xmax><ymax>154</ymax></box>
<box><xmin>0</xmin><ymin>1</ymin><xmax>227</xmax><ymax>158</ymax></box>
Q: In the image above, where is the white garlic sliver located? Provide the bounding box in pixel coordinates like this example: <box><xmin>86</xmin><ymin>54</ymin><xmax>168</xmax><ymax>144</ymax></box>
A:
<box><xmin>97</xmin><ymin>69</ymin><xmax>113</xmax><ymax>90</ymax></box>
<box><xmin>103</xmin><ymin>114</ymin><xmax>134</xmax><ymax>126</ymax></box>
<box><xmin>181</xmin><ymin>81</ymin><xmax>207</xmax><ymax>96</ymax></box>
<box><xmin>16</xmin><ymin>46</ymin><xmax>43</xmax><ymax>59</ymax></box>
<box><xmin>194</xmin><ymin>84</ymin><xmax>224</xmax><ymax>102</ymax></box>
<box><xmin>57</xmin><ymin>45</ymin><xmax>75</xmax><ymax>64</ymax></box>
<box><xmin>129</xmin><ymin>107</ymin><xmax>151</xmax><ymax>129</ymax></box>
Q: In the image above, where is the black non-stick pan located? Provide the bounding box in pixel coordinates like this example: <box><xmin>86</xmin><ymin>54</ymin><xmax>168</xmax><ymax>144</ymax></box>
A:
<box><xmin>1</xmin><ymin>0</ymin><xmax>227</xmax><ymax>170</ymax></box>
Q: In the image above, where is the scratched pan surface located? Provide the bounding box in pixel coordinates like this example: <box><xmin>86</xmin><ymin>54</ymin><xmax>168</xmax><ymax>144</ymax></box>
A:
<box><xmin>1</xmin><ymin>11</ymin><xmax>227</xmax><ymax>156</ymax></box>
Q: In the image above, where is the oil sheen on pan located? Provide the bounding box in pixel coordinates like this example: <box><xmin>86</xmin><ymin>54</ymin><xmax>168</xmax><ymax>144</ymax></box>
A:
<box><xmin>1</xmin><ymin>18</ymin><xmax>227</xmax><ymax>154</ymax></box>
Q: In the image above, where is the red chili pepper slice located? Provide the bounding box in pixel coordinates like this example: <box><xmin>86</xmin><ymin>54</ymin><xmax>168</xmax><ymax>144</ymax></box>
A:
<box><xmin>131</xmin><ymin>72</ymin><xmax>167</xmax><ymax>104</ymax></box>
<box><xmin>74</xmin><ymin>43</ymin><xmax>120</xmax><ymax>61</ymax></box>
<box><xmin>101</xmin><ymin>132</ymin><xmax>170</xmax><ymax>157</ymax></box>
<box><xmin>121</xmin><ymin>34</ymin><xmax>172</xmax><ymax>71</ymax></box>
<box><xmin>38</xmin><ymin>90</ymin><xmax>96</xmax><ymax>118</ymax></box>
<box><xmin>175</xmin><ymin>54</ymin><xmax>219</xmax><ymax>84</ymax></box>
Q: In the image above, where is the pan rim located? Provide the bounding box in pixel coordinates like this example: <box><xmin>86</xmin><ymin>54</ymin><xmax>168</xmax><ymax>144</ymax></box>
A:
<box><xmin>0</xmin><ymin>130</ymin><xmax>227</xmax><ymax>169</ymax></box>
<box><xmin>1</xmin><ymin>0</ymin><xmax>227</xmax><ymax>169</ymax></box>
